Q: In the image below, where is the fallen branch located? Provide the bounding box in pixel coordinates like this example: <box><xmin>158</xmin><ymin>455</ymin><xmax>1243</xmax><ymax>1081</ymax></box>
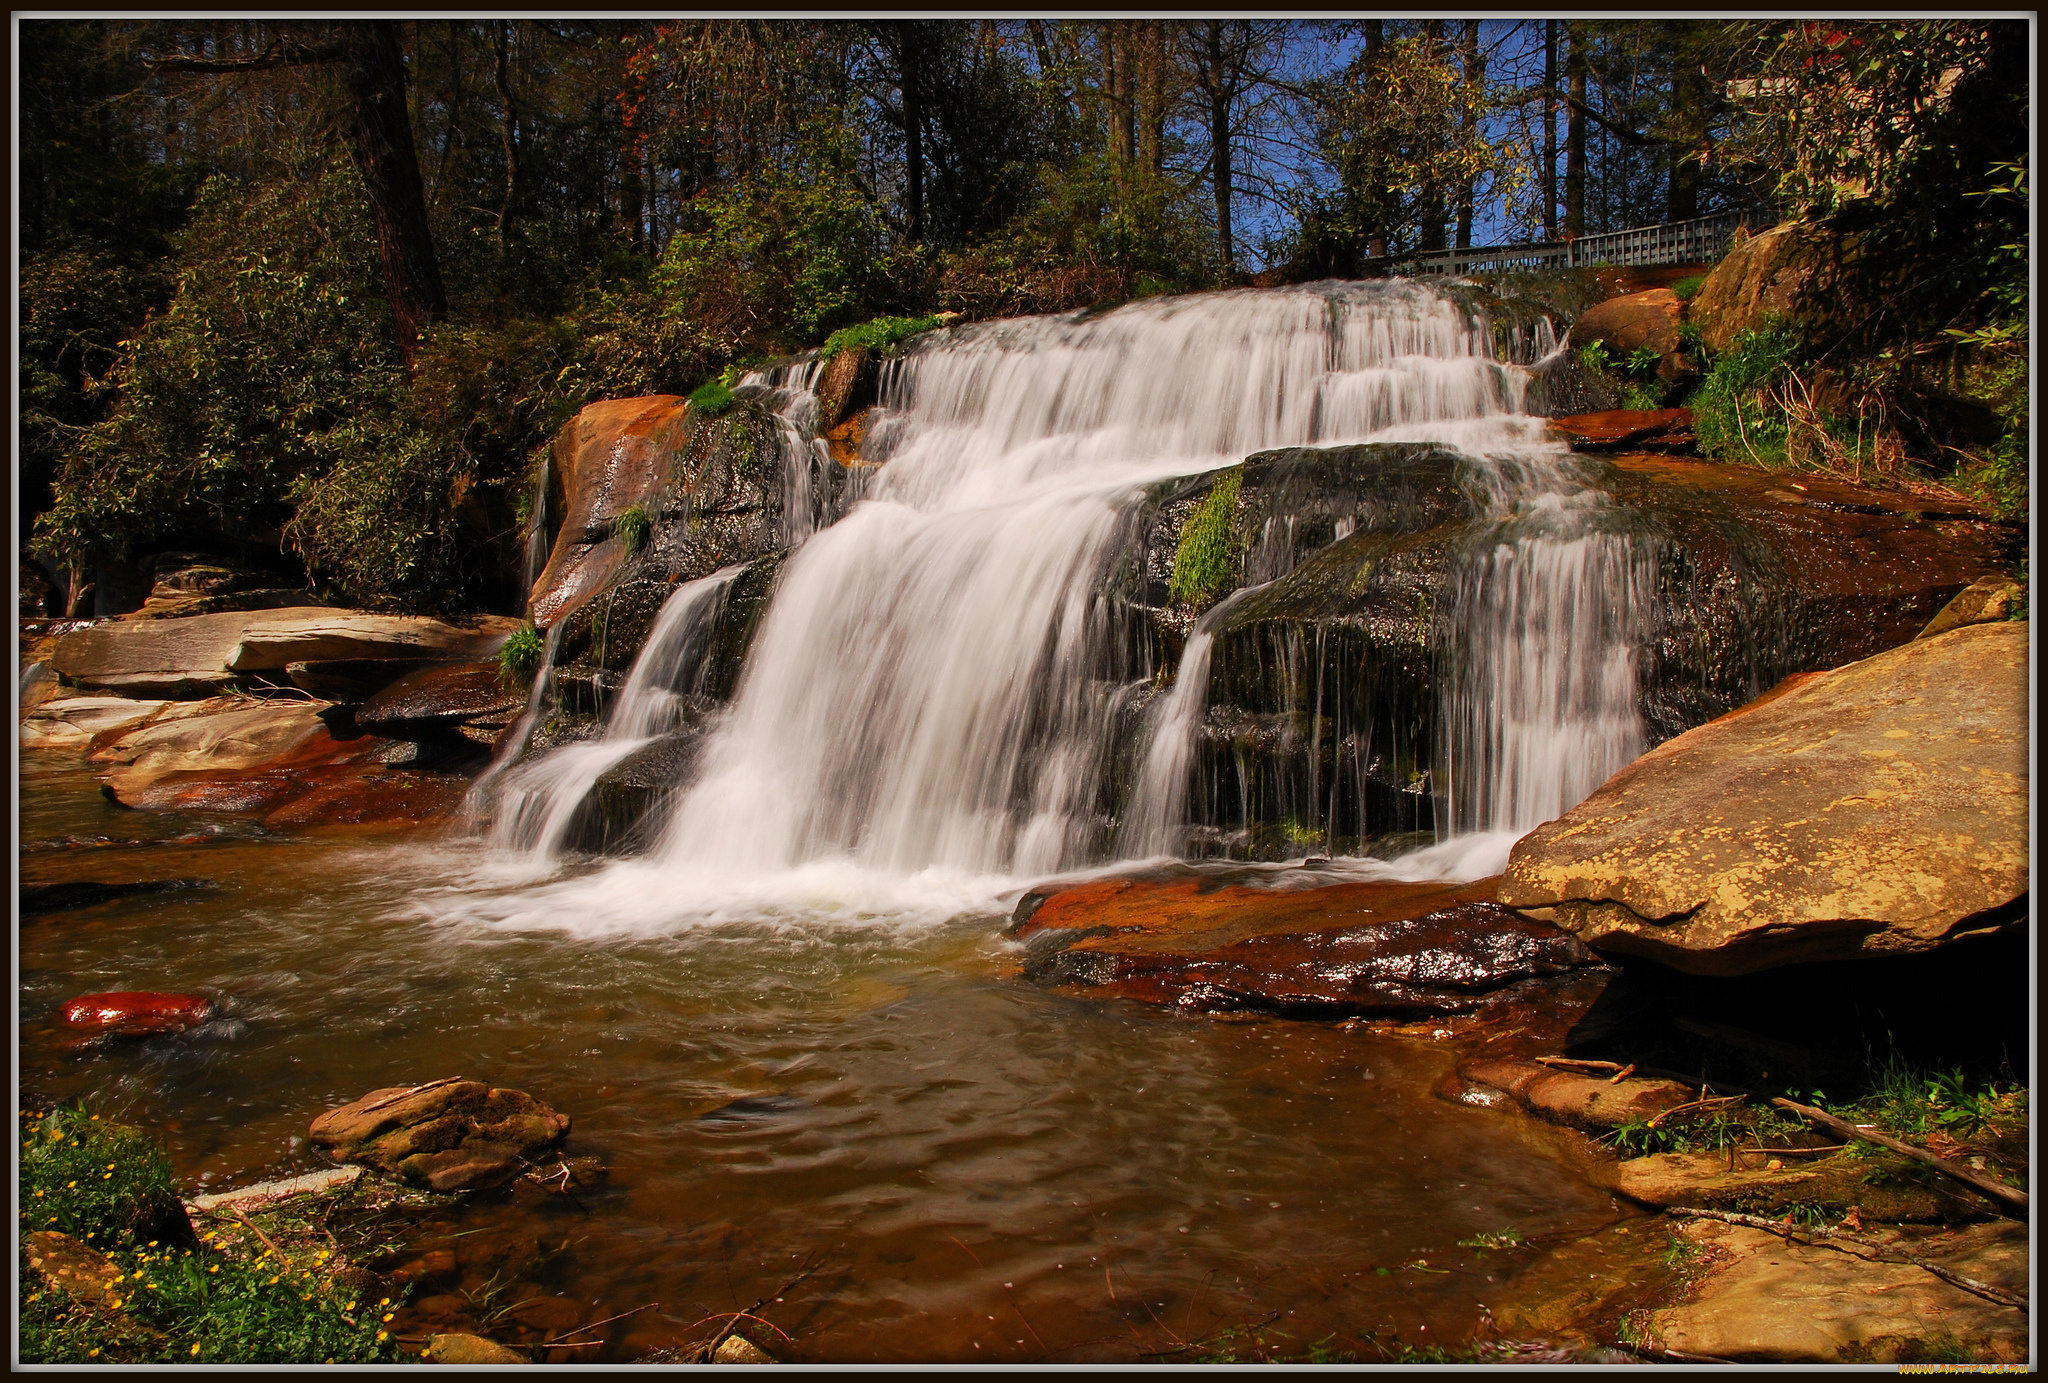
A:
<box><xmin>352</xmin><ymin>1076</ymin><xmax>469</xmax><ymax>1117</ymax></box>
<box><xmin>542</xmin><ymin>1300</ymin><xmax>657</xmax><ymax>1348</ymax></box>
<box><xmin>1665</xmin><ymin>1207</ymin><xmax>2026</xmax><ymax>1313</ymax></box>
<box><xmin>694</xmin><ymin>1257</ymin><xmax>822</xmax><ymax>1362</ymax></box>
<box><xmin>1647</xmin><ymin>1094</ymin><xmax>1747</xmax><ymax>1129</ymax></box>
<box><xmin>1770</xmin><ymin>1098</ymin><xmax>2029</xmax><ymax>1217</ymax></box>
<box><xmin>222</xmin><ymin>1205</ymin><xmax>286</xmax><ymax>1262</ymax></box>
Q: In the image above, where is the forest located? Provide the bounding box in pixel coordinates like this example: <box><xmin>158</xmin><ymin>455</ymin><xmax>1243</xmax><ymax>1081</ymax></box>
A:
<box><xmin>19</xmin><ymin>18</ymin><xmax>2030</xmax><ymax>615</ymax></box>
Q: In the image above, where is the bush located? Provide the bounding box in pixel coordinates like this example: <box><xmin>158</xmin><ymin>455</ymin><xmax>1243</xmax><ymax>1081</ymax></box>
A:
<box><xmin>613</xmin><ymin>504</ymin><xmax>650</xmax><ymax>554</ymax></box>
<box><xmin>19</xmin><ymin>1105</ymin><xmax>396</xmax><ymax>1364</ymax></box>
<box><xmin>819</xmin><ymin>314</ymin><xmax>941</xmax><ymax>361</ymax></box>
<box><xmin>1168</xmin><ymin>467</ymin><xmax>1244</xmax><ymax>608</ymax></box>
<box><xmin>1671</xmin><ymin>273</ymin><xmax>1708</xmax><ymax>303</ymax></box>
<box><xmin>1690</xmin><ymin>319</ymin><xmax>1801</xmax><ymax>466</ymax></box>
<box><xmin>498</xmin><ymin>624</ymin><xmax>545</xmax><ymax>683</ymax></box>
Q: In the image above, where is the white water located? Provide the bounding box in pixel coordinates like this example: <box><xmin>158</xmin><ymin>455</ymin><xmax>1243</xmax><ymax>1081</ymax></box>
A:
<box><xmin>470</xmin><ymin>281</ymin><xmax>1652</xmax><ymax>931</ymax></box>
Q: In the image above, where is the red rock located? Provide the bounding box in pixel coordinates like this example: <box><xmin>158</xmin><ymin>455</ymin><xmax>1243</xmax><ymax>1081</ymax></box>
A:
<box><xmin>1551</xmin><ymin>408</ymin><xmax>1695</xmax><ymax>452</ymax></box>
<box><xmin>1011</xmin><ymin>868</ymin><xmax>1593</xmax><ymax>1016</ymax></box>
<box><xmin>1567</xmin><ymin>288</ymin><xmax>1682</xmax><ymax>358</ymax></box>
<box><xmin>60</xmin><ymin>991</ymin><xmax>213</xmax><ymax>1035</ymax></box>
<box><xmin>527</xmin><ymin>396</ymin><xmax>692</xmax><ymax>629</ymax></box>
<box><xmin>260</xmin><ymin>769</ymin><xmax>472</xmax><ymax>834</ymax></box>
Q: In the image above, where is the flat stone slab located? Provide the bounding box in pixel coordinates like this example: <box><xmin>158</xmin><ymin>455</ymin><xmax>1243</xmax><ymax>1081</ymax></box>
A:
<box><xmin>20</xmin><ymin>696</ymin><xmax>174</xmax><ymax>749</ymax></box>
<box><xmin>1010</xmin><ymin>865</ymin><xmax>1594</xmax><ymax>1016</ymax></box>
<box><xmin>51</xmin><ymin>608</ymin><xmax>517</xmax><ymax>697</ymax></box>
<box><xmin>1605</xmin><ymin>1149</ymin><xmax>1951</xmax><ymax>1223</ymax></box>
<box><xmin>1552</xmin><ymin>408</ymin><xmax>1695</xmax><ymax>452</ymax></box>
<box><xmin>1647</xmin><ymin>1217</ymin><xmax>2028</xmax><ymax>1363</ymax></box>
<box><xmin>1450</xmin><ymin>1056</ymin><xmax>1691</xmax><ymax>1132</ymax></box>
<box><xmin>91</xmin><ymin>701</ymin><xmax>341</xmax><ymax>797</ymax></box>
<box><xmin>1500</xmin><ymin>621</ymin><xmax>2027</xmax><ymax>975</ymax></box>
<box><xmin>188</xmin><ymin>1165</ymin><xmax>362</xmax><ymax>1211</ymax></box>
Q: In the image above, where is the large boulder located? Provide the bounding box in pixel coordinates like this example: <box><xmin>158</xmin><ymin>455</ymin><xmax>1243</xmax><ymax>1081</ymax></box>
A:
<box><xmin>1498</xmin><ymin>621</ymin><xmax>2027</xmax><ymax>975</ymax></box>
<box><xmin>1567</xmin><ymin>288</ymin><xmax>1692</xmax><ymax>383</ymax></box>
<box><xmin>90</xmin><ymin>701</ymin><xmax>343</xmax><ymax>797</ymax></box>
<box><xmin>1687</xmin><ymin>222</ymin><xmax>1823</xmax><ymax>355</ymax></box>
<box><xmin>50</xmin><ymin>608</ymin><xmax>515</xmax><ymax>698</ymax></box>
<box><xmin>1009</xmin><ymin>865</ymin><xmax>1595</xmax><ymax>1016</ymax></box>
<box><xmin>356</xmin><ymin>663</ymin><xmax>526</xmax><ymax>745</ymax></box>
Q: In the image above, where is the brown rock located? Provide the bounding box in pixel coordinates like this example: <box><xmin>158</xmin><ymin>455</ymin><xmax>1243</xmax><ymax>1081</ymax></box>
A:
<box><xmin>1687</xmin><ymin>222</ymin><xmax>1821</xmax><ymax>355</ymax></box>
<box><xmin>824</xmin><ymin>408</ymin><xmax>875</xmax><ymax>467</ymax></box>
<box><xmin>422</xmin><ymin>1333</ymin><xmax>530</xmax><ymax>1365</ymax></box>
<box><xmin>499</xmin><ymin>1296</ymin><xmax>585</xmax><ymax>1339</ymax></box>
<box><xmin>526</xmin><ymin>396</ymin><xmax>692</xmax><ymax>629</ymax></box>
<box><xmin>285</xmin><ymin>657</ymin><xmax>439</xmax><ymax>702</ymax></box>
<box><xmin>1606</xmin><ymin>1150</ymin><xmax>1952</xmax><ymax>1223</ymax></box>
<box><xmin>1917</xmin><ymin>575</ymin><xmax>2024</xmax><ymax>639</ymax></box>
<box><xmin>1453</xmin><ymin>1057</ymin><xmax>1691</xmax><ymax>1131</ymax></box>
<box><xmin>1646</xmin><ymin>1217</ymin><xmax>2028</xmax><ymax>1362</ymax></box>
<box><xmin>356</xmin><ymin>662</ymin><xmax>524</xmax><ymax>738</ymax></box>
<box><xmin>24</xmin><ymin>1231</ymin><xmax>123</xmax><ymax>1309</ymax></box>
<box><xmin>1551</xmin><ymin>409</ymin><xmax>1694</xmax><ymax>453</ymax></box>
<box><xmin>20</xmin><ymin>696</ymin><xmax>176</xmax><ymax>751</ymax></box>
<box><xmin>259</xmin><ymin>769</ymin><xmax>473</xmax><ymax>834</ymax></box>
<box><xmin>309</xmin><ymin>1080</ymin><xmax>571</xmax><ymax>1188</ymax></box>
<box><xmin>60</xmin><ymin>991</ymin><xmax>214</xmax><ymax>1036</ymax></box>
<box><xmin>713</xmin><ymin>1335</ymin><xmax>779</xmax><ymax>1363</ymax></box>
<box><xmin>1568</xmin><ymin>288</ymin><xmax>1682</xmax><ymax>359</ymax></box>
<box><xmin>813</xmin><ymin>344</ymin><xmax>871</xmax><ymax>431</ymax></box>
<box><xmin>1500</xmin><ymin>622</ymin><xmax>2027</xmax><ymax>975</ymax></box>
<box><xmin>1012</xmin><ymin>868</ymin><xmax>1593</xmax><ymax>1015</ymax></box>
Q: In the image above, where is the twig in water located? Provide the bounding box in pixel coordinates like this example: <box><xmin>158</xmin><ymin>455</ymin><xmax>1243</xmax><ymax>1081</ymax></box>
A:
<box><xmin>541</xmin><ymin>1300</ymin><xmax>658</xmax><ymax>1347</ymax></box>
<box><xmin>1665</xmin><ymin>1206</ymin><xmax>2026</xmax><ymax>1313</ymax></box>
<box><xmin>352</xmin><ymin>1077</ymin><xmax>468</xmax><ymax>1118</ymax></box>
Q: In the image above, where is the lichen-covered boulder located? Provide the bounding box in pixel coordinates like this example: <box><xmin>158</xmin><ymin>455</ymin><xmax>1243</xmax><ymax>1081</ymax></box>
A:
<box><xmin>309</xmin><ymin>1080</ymin><xmax>571</xmax><ymax>1192</ymax></box>
<box><xmin>1499</xmin><ymin>621</ymin><xmax>2027</xmax><ymax>975</ymax></box>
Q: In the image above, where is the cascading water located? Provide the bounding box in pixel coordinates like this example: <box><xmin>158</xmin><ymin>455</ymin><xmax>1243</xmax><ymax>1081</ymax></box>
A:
<box><xmin>474</xmin><ymin>280</ymin><xmax>1654</xmax><ymax>926</ymax></box>
<box><xmin>483</xmin><ymin>566</ymin><xmax>742</xmax><ymax>861</ymax></box>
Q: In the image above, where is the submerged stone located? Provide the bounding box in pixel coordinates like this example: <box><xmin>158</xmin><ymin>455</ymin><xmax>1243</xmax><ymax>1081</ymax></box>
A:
<box><xmin>309</xmin><ymin>1079</ymin><xmax>571</xmax><ymax>1190</ymax></box>
<box><xmin>59</xmin><ymin>990</ymin><xmax>215</xmax><ymax>1036</ymax></box>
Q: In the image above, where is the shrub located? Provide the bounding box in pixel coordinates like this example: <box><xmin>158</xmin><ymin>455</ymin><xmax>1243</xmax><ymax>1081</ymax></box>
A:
<box><xmin>498</xmin><ymin>624</ymin><xmax>545</xmax><ymax>683</ymax></box>
<box><xmin>1168</xmin><ymin>467</ymin><xmax>1244</xmax><ymax>608</ymax></box>
<box><xmin>1690</xmin><ymin>319</ymin><xmax>1801</xmax><ymax>466</ymax></box>
<box><xmin>819</xmin><ymin>314</ymin><xmax>941</xmax><ymax>361</ymax></box>
<box><xmin>1671</xmin><ymin>273</ymin><xmax>1708</xmax><ymax>302</ymax></box>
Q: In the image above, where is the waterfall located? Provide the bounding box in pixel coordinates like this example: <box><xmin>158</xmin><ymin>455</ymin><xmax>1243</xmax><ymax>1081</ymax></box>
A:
<box><xmin>520</xmin><ymin>452</ymin><xmax>552</xmax><ymax>615</ymax></box>
<box><xmin>483</xmin><ymin>566</ymin><xmax>742</xmax><ymax>859</ymax></box>
<box><xmin>647</xmin><ymin>281</ymin><xmax>1575</xmax><ymax>879</ymax></box>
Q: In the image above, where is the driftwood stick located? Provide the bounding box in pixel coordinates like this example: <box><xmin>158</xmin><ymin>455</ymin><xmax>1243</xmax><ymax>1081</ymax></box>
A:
<box><xmin>1665</xmin><ymin>1207</ymin><xmax>2027</xmax><ymax>1313</ymax></box>
<box><xmin>542</xmin><ymin>1300</ymin><xmax>656</xmax><ymax>1347</ymax></box>
<box><xmin>1647</xmin><ymin>1093</ymin><xmax>1747</xmax><ymax>1128</ymax></box>
<box><xmin>353</xmin><ymin>1076</ymin><xmax>468</xmax><ymax>1116</ymax></box>
<box><xmin>223</xmin><ymin>1205</ymin><xmax>286</xmax><ymax>1262</ymax></box>
<box><xmin>1770</xmin><ymin>1098</ymin><xmax>2029</xmax><ymax>1216</ymax></box>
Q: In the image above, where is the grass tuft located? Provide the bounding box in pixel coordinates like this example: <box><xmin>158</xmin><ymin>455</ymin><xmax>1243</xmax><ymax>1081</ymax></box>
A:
<box><xmin>819</xmin><ymin>314</ymin><xmax>941</xmax><ymax>362</ymax></box>
<box><xmin>689</xmin><ymin>380</ymin><xmax>736</xmax><ymax>417</ymax></box>
<box><xmin>1168</xmin><ymin>467</ymin><xmax>1244</xmax><ymax>608</ymax></box>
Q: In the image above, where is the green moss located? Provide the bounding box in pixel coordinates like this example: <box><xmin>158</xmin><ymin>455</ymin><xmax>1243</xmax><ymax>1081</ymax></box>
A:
<box><xmin>819</xmin><ymin>313</ymin><xmax>941</xmax><ymax>361</ymax></box>
<box><xmin>613</xmin><ymin>505</ymin><xmax>649</xmax><ymax>555</ymax></box>
<box><xmin>1167</xmin><ymin>467</ymin><xmax>1243</xmax><ymax>608</ymax></box>
<box><xmin>1671</xmin><ymin>273</ymin><xmax>1708</xmax><ymax>302</ymax></box>
<box><xmin>689</xmin><ymin>380</ymin><xmax>735</xmax><ymax>417</ymax></box>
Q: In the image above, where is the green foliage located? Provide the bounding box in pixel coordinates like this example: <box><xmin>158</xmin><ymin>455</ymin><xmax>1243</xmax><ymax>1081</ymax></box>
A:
<box><xmin>1690</xmin><ymin>319</ymin><xmax>1800</xmax><ymax>465</ymax></box>
<box><xmin>1456</xmin><ymin>1227</ymin><xmax>1526</xmax><ymax>1252</ymax></box>
<box><xmin>689</xmin><ymin>381</ymin><xmax>736</xmax><ymax>417</ymax></box>
<box><xmin>820</xmin><ymin>314</ymin><xmax>941</xmax><ymax>361</ymax></box>
<box><xmin>1842</xmin><ymin>1057</ymin><xmax>2027</xmax><ymax>1145</ymax></box>
<box><xmin>1622</xmin><ymin>382</ymin><xmax>1667</xmax><ymax>411</ymax></box>
<box><xmin>18</xmin><ymin>1106</ymin><xmax>177</xmax><ymax>1250</ymax></box>
<box><xmin>1168</xmin><ymin>467</ymin><xmax>1244</xmax><ymax>608</ymax></box>
<box><xmin>18</xmin><ymin>1105</ymin><xmax>395</xmax><ymax>1364</ymax></box>
<box><xmin>498</xmin><ymin>624</ymin><xmax>546</xmax><ymax>683</ymax></box>
<box><xmin>613</xmin><ymin>504</ymin><xmax>650</xmax><ymax>555</ymax></box>
<box><xmin>1577</xmin><ymin>340</ymin><xmax>1612</xmax><ymax>375</ymax></box>
<box><xmin>1671</xmin><ymin>274</ymin><xmax>1708</xmax><ymax>302</ymax></box>
<box><xmin>1624</xmin><ymin>345</ymin><xmax>1662</xmax><ymax>378</ymax></box>
<box><xmin>657</xmin><ymin>112</ymin><xmax>886</xmax><ymax>354</ymax></box>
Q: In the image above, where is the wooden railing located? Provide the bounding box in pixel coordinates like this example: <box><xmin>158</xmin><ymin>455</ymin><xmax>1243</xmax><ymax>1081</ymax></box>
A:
<box><xmin>1404</xmin><ymin>207</ymin><xmax>1781</xmax><ymax>277</ymax></box>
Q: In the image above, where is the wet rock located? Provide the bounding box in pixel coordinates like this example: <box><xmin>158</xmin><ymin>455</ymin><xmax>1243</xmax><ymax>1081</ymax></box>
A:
<box><xmin>1551</xmin><ymin>408</ymin><xmax>1695</xmax><ymax>453</ymax></box>
<box><xmin>59</xmin><ymin>991</ymin><xmax>215</xmax><ymax>1036</ymax></box>
<box><xmin>24</xmin><ymin>1230</ymin><xmax>124</xmax><ymax>1309</ymax></box>
<box><xmin>356</xmin><ymin>663</ymin><xmax>524</xmax><ymax>744</ymax></box>
<box><xmin>1450</xmin><ymin>1057</ymin><xmax>1691</xmax><ymax>1132</ymax></box>
<box><xmin>813</xmin><ymin>344</ymin><xmax>873</xmax><ymax>430</ymax></box>
<box><xmin>21</xmin><ymin>878</ymin><xmax>214</xmax><ymax>916</ymax></box>
<box><xmin>825</xmin><ymin>408</ymin><xmax>873</xmax><ymax>467</ymax></box>
<box><xmin>561</xmin><ymin>731</ymin><xmax>706</xmax><ymax>855</ymax></box>
<box><xmin>20</xmin><ymin>696</ymin><xmax>176</xmax><ymax>751</ymax></box>
<box><xmin>285</xmin><ymin>656</ymin><xmax>440</xmax><ymax>702</ymax></box>
<box><xmin>1917</xmin><ymin>575</ymin><xmax>2024</xmax><ymax>639</ymax></box>
<box><xmin>309</xmin><ymin>1080</ymin><xmax>571</xmax><ymax>1190</ymax></box>
<box><xmin>1011</xmin><ymin>866</ymin><xmax>1594</xmax><ymax>1016</ymax></box>
<box><xmin>714</xmin><ymin>1335</ymin><xmax>779</xmax><ymax>1363</ymax></box>
<box><xmin>1500</xmin><ymin>622</ymin><xmax>2027</xmax><ymax>975</ymax></box>
<box><xmin>92</xmin><ymin>702</ymin><xmax>392</xmax><ymax>806</ymax></box>
<box><xmin>1605</xmin><ymin>1151</ymin><xmax>1954</xmax><ymax>1223</ymax></box>
<box><xmin>259</xmin><ymin>769</ymin><xmax>474</xmax><ymax>834</ymax></box>
<box><xmin>422</xmin><ymin>1333</ymin><xmax>530</xmax><ymax>1364</ymax></box>
<box><xmin>498</xmin><ymin>1295</ymin><xmax>585</xmax><ymax>1339</ymax></box>
<box><xmin>1645</xmin><ymin>1217</ymin><xmax>2028</xmax><ymax>1363</ymax></box>
<box><xmin>19</xmin><ymin>660</ymin><xmax>61</xmax><ymax>712</ymax></box>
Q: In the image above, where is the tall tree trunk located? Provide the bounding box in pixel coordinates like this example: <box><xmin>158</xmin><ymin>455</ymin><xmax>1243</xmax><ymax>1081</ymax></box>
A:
<box><xmin>1543</xmin><ymin>20</ymin><xmax>1559</xmax><ymax>240</ymax></box>
<box><xmin>1667</xmin><ymin>54</ymin><xmax>1705</xmax><ymax>221</ymax></box>
<box><xmin>1362</xmin><ymin>20</ymin><xmax>1386</xmax><ymax>258</ymax></box>
<box><xmin>1417</xmin><ymin>21</ymin><xmax>1447</xmax><ymax>253</ymax></box>
<box><xmin>1102</xmin><ymin>23</ymin><xmax>1133</xmax><ymax>163</ymax></box>
<box><xmin>1138</xmin><ymin>20</ymin><xmax>1166</xmax><ymax>174</ymax></box>
<box><xmin>898</xmin><ymin>21</ymin><xmax>925</xmax><ymax>245</ymax></box>
<box><xmin>337</xmin><ymin>21</ymin><xmax>446</xmax><ymax>369</ymax></box>
<box><xmin>1455</xmin><ymin>20</ymin><xmax>1481</xmax><ymax>249</ymax></box>
<box><xmin>493</xmin><ymin>20</ymin><xmax>517</xmax><ymax>252</ymax></box>
<box><xmin>1198</xmin><ymin>22</ymin><xmax>1235</xmax><ymax>279</ymax></box>
<box><xmin>1565</xmin><ymin>22</ymin><xmax>1587</xmax><ymax>237</ymax></box>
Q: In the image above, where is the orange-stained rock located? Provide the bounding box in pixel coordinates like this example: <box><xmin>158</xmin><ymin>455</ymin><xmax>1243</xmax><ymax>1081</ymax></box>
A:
<box><xmin>824</xmin><ymin>408</ymin><xmax>875</xmax><ymax>467</ymax></box>
<box><xmin>1451</xmin><ymin>1056</ymin><xmax>1691</xmax><ymax>1132</ymax></box>
<box><xmin>1010</xmin><ymin>866</ymin><xmax>1594</xmax><ymax>1016</ymax></box>
<box><xmin>60</xmin><ymin>991</ymin><xmax>214</xmax><ymax>1035</ymax></box>
<box><xmin>1552</xmin><ymin>408</ymin><xmax>1695</xmax><ymax>453</ymax></box>
<box><xmin>260</xmin><ymin>769</ymin><xmax>473</xmax><ymax>833</ymax></box>
<box><xmin>527</xmin><ymin>396</ymin><xmax>692</xmax><ymax>630</ymax></box>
